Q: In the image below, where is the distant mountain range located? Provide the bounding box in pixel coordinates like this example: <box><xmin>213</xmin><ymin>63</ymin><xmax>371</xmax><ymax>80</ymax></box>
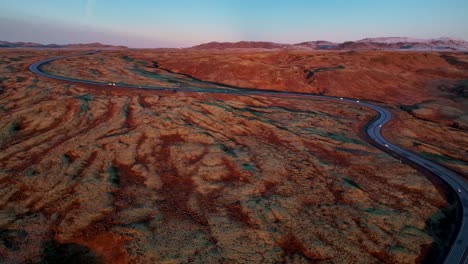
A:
<box><xmin>2</xmin><ymin>37</ymin><xmax>467</xmax><ymax>50</ymax></box>
<box><xmin>191</xmin><ymin>37</ymin><xmax>468</xmax><ymax>51</ymax></box>
<box><xmin>0</xmin><ymin>41</ymin><xmax>127</xmax><ymax>49</ymax></box>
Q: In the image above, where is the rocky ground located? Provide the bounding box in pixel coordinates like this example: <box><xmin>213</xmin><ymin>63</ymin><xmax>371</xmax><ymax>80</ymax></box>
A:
<box><xmin>0</xmin><ymin>49</ymin><xmax>462</xmax><ymax>263</ymax></box>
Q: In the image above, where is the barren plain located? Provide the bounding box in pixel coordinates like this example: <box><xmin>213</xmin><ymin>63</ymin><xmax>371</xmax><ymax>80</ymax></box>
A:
<box><xmin>43</xmin><ymin>49</ymin><xmax>468</xmax><ymax>176</ymax></box>
<box><xmin>0</xmin><ymin>49</ymin><xmax>466</xmax><ymax>263</ymax></box>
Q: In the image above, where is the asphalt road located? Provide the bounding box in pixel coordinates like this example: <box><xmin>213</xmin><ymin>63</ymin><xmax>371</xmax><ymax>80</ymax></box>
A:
<box><xmin>29</xmin><ymin>51</ymin><xmax>468</xmax><ymax>264</ymax></box>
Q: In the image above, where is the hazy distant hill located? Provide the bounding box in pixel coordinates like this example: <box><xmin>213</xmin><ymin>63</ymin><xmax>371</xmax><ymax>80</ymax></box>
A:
<box><xmin>293</xmin><ymin>41</ymin><xmax>339</xmax><ymax>50</ymax></box>
<box><xmin>2</xmin><ymin>37</ymin><xmax>466</xmax><ymax>50</ymax></box>
<box><xmin>0</xmin><ymin>41</ymin><xmax>127</xmax><ymax>49</ymax></box>
<box><xmin>191</xmin><ymin>41</ymin><xmax>290</xmax><ymax>50</ymax></box>
<box><xmin>191</xmin><ymin>37</ymin><xmax>468</xmax><ymax>51</ymax></box>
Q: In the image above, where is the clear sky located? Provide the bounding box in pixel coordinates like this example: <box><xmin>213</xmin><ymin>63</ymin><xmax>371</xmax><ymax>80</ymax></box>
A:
<box><xmin>0</xmin><ymin>0</ymin><xmax>467</xmax><ymax>48</ymax></box>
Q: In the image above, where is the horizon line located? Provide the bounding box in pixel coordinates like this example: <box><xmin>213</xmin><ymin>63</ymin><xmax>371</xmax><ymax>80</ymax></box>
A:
<box><xmin>1</xmin><ymin>35</ymin><xmax>467</xmax><ymax>49</ymax></box>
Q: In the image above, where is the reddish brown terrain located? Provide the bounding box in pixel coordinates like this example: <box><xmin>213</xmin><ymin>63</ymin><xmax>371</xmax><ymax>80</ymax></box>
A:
<box><xmin>44</xmin><ymin>49</ymin><xmax>468</xmax><ymax>176</ymax></box>
<box><xmin>0</xmin><ymin>48</ymin><xmax>465</xmax><ymax>263</ymax></box>
<box><xmin>150</xmin><ymin>49</ymin><xmax>468</xmax><ymax>177</ymax></box>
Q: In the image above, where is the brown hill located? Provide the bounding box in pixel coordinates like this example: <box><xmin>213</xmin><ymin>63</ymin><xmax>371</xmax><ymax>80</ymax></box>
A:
<box><xmin>0</xmin><ymin>40</ymin><xmax>127</xmax><ymax>49</ymax></box>
<box><xmin>191</xmin><ymin>41</ymin><xmax>289</xmax><ymax>50</ymax></box>
<box><xmin>293</xmin><ymin>41</ymin><xmax>338</xmax><ymax>49</ymax></box>
<box><xmin>63</xmin><ymin>42</ymin><xmax>127</xmax><ymax>49</ymax></box>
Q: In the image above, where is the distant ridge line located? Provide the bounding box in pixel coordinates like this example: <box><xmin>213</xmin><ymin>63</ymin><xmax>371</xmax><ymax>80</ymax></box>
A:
<box><xmin>0</xmin><ymin>40</ymin><xmax>127</xmax><ymax>49</ymax></box>
<box><xmin>191</xmin><ymin>37</ymin><xmax>468</xmax><ymax>51</ymax></box>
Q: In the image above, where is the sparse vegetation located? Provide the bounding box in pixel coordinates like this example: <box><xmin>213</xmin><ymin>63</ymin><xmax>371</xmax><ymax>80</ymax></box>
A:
<box><xmin>88</xmin><ymin>68</ymin><xmax>99</xmax><ymax>75</ymax></box>
<box><xmin>77</xmin><ymin>94</ymin><xmax>93</xmax><ymax>115</ymax></box>
<box><xmin>121</xmin><ymin>55</ymin><xmax>134</xmax><ymax>62</ymax></box>
<box><xmin>107</xmin><ymin>166</ymin><xmax>120</xmax><ymax>186</ymax></box>
<box><xmin>399</xmin><ymin>104</ymin><xmax>419</xmax><ymax>112</ymax></box>
<box><xmin>8</xmin><ymin>120</ymin><xmax>21</xmax><ymax>136</ymax></box>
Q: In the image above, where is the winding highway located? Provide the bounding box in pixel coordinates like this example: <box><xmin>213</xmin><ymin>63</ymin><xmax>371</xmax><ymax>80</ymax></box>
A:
<box><xmin>29</xmin><ymin>51</ymin><xmax>467</xmax><ymax>263</ymax></box>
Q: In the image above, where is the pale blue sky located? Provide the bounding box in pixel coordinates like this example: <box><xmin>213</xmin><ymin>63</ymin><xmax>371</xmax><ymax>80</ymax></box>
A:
<box><xmin>0</xmin><ymin>0</ymin><xmax>467</xmax><ymax>48</ymax></box>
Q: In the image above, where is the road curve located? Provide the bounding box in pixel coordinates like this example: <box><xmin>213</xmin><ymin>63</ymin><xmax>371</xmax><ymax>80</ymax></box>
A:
<box><xmin>29</xmin><ymin>51</ymin><xmax>467</xmax><ymax>263</ymax></box>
